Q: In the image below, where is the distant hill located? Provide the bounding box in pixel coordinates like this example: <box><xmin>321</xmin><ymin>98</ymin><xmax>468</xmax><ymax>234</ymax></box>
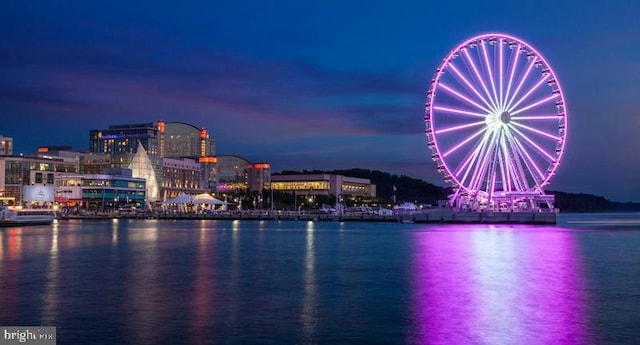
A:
<box><xmin>276</xmin><ymin>168</ymin><xmax>640</xmax><ymax>211</ymax></box>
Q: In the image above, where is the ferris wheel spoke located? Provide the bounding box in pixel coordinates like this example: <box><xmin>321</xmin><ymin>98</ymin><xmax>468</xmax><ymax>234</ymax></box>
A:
<box><xmin>435</xmin><ymin>120</ymin><xmax>485</xmax><ymax>134</ymax></box>
<box><xmin>480</xmin><ymin>40</ymin><xmax>500</xmax><ymax>109</ymax></box>
<box><xmin>505</xmin><ymin>57</ymin><xmax>536</xmax><ymax>111</ymax></box>
<box><xmin>497</xmin><ymin>145</ymin><xmax>508</xmax><ymax>192</ymax></box>
<box><xmin>448</xmin><ymin>63</ymin><xmax>495</xmax><ymax>111</ymax></box>
<box><xmin>469</xmin><ymin>130</ymin><xmax>498</xmax><ymax>191</ymax></box>
<box><xmin>462</xmin><ymin>48</ymin><xmax>498</xmax><ymax>111</ymax></box>
<box><xmin>439</xmin><ymin>83</ymin><xmax>493</xmax><ymax>114</ymax></box>
<box><xmin>503</xmin><ymin>43</ymin><xmax>521</xmax><ymax>111</ymax></box>
<box><xmin>510</xmin><ymin>121</ymin><xmax>561</xmax><ymax>141</ymax></box>
<box><xmin>510</xmin><ymin>94</ymin><xmax>559</xmax><ymax>116</ymax></box>
<box><xmin>455</xmin><ymin>130</ymin><xmax>493</xmax><ymax>186</ymax></box>
<box><xmin>442</xmin><ymin>126</ymin><xmax>487</xmax><ymax>158</ymax></box>
<box><xmin>509</xmin><ymin>125</ymin><xmax>556</xmax><ymax>162</ymax></box>
<box><xmin>433</xmin><ymin>105</ymin><xmax>486</xmax><ymax>118</ymax></box>
<box><xmin>507</xmin><ymin>74</ymin><xmax>550</xmax><ymax>113</ymax></box>
<box><xmin>504</xmin><ymin>129</ymin><xmax>535</xmax><ymax>189</ymax></box>
<box><xmin>499</xmin><ymin>132</ymin><xmax>513</xmax><ymax>191</ymax></box>
<box><xmin>511</xmin><ymin>133</ymin><xmax>545</xmax><ymax>184</ymax></box>
<box><xmin>512</xmin><ymin>115</ymin><xmax>561</xmax><ymax>120</ymax></box>
<box><xmin>499</xmin><ymin>39</ymin><xmax>504</xmax><ymax>110</ymax></box>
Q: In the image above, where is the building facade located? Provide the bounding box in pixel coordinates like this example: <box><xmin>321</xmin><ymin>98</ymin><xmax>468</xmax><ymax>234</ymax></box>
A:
<box><xmin>0</xmin><ymin>155</ymin><xmax>79</xmax><ymax>205</ymax></box>
<box><xmin>215</xmin><ymin>155</ymin><xmax>271</xmax><ymax>195</ymax></box>
<box><xmin>270</xmin><ymin>174</ymin><xmax>376</xmax><ymax>198</ymax></box>
<box><xmin>0</xmin><ymin>136</ymin><xmax>14</xmax><ymax>155</ymax></box>
<box><xmin>54</xmin><ymin>170</ymin><xmax>146</xmax><ymax>209</ymax></box>
<box><xmin>162</xmin><ymin>157</ymin><xmax>205</xmax><ymax>199</ymax></box>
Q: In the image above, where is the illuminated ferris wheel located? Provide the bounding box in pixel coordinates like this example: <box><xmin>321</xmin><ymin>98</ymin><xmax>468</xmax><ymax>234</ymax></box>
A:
<box><xmin>425</xmin><ymin>33</ymin><xmax>567</xmax><ymax>210</ymax></box>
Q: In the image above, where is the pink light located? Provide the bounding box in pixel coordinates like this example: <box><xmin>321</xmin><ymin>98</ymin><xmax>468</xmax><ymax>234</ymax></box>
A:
<box><xmin>499</xmin><ymin>39</ymin><xmax>504</xmax><ymax>108</ymax></box>
<box><xmin>512</xmin><ymin>115</ymin><xmax>560</xmax><ymax>120</ymax></box>
<box><xmin>480</xmin><ymin>40</ymin><xmax>499</xmax><ymax>109</ymax></box>
<box><xmin>505</xmin><ymin>57</ymin><xmax>536</xmax><ymax>111</ymax></box>
<box><xmin>463</xmin><ymin>48</ymin><xmax>498</xmax><ymax>111</ymax></box>
<box><xmin>439</xmin><ymin>83</ymin><xmax>493</xmax><ymax>114</ymax></box>
<box><xmin>456</xmin><ymin>131</ymin><xmax>493</xmax><ymax>188</ymax></box>
<box><xmin>511</xmin><ymin>94</ymin><xmax>559</xmax><ymax>116</ymax></box>
<box><xmin>435</xmin><ymin>120</ymin><xmax>485</xmax><ymax>134</ymax></box>
<box><xmin>427</xmin><ymin>32</ymin><xmax>569</xmax><ymax>198</ymax></box>
<box><xmin>442</xmin><ymin>127</ymin><xmax>486</xmax><ymax>158</ymax></box>
<box><xmin>507</xmin><ymin>74</ymin><xmax>550</xmax><ymax>113</ymax></box>
<box><xmin>510</xmin><ymin>126</ymin><xmax>556</xmax><ymax>162</ymax></box>
<box><xmin>433</xmin><ymin>105</ymin><xmax>486</xmax><ymax>118</ymax></box>
<box><xmin>511</xmin><ymin>121</ymin><xmax>561</xmax><ymax>141</ymax></box>
<box><xmin>410</xmin><ymin>228</ymin><xmax>590</xmax><ymax>344</ymax></box>
<box><xmin>511</xmin><ymin>132</ymin><xmax>546</xmax><ymax>182</ymax></box>
<box><xmin>448</xmin><ymin>63</ymin><xmax>494</xmax><ymax>111</ymax></box>
<box><xmin>503</xmin><ymin>43</ymin><xmax>521</xmax><ymax>110</ymax></box>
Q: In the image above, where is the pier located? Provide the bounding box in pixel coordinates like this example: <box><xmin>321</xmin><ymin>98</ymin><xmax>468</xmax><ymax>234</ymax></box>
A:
<box><xmin>58</xmin><ymin>208</ymin><xmax>557</xmax><ymax>224</ymax></box>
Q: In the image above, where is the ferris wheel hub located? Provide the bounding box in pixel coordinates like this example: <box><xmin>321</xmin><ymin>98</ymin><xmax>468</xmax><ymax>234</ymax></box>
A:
<box><xmin>500</xmin><ymin>111</ymin><xmax>511</xmax><ymax>124</ymax></box>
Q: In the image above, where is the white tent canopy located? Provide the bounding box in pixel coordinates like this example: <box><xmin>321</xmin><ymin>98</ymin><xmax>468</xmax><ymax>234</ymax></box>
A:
<box><xmin>164</xmin><ymin>192</ymin><xmax>192</xmax><ymax>204</ymax></box>
<box><xmin>192</xmin><ymin>193</ymin><xmax>225</xmax><ymax>205</ymax></box>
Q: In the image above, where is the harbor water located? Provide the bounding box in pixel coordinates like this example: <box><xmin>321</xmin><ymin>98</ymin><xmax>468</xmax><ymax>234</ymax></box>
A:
<box><xmin>1</xmin><ymin>214</ymin><xmax>640</xmax><ymax>344</ymax></box>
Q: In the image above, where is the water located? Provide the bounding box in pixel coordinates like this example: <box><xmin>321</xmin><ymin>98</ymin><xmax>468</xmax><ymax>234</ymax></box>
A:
<box><xmin>1</xmin><ymin>214</ymin><xmax>640</xmax><ymax>344</ymax></box>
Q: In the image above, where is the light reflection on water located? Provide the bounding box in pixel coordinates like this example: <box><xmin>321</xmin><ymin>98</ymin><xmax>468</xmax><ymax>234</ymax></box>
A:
<box><xmin>2</xmin><ymin>217</ymin><xmax>640</xmax><ymax>344</ymax></box>
<box><xmin>411</xmin><ymin>225</ymin><xmax>592</xmax><ymax>345</ymax></box>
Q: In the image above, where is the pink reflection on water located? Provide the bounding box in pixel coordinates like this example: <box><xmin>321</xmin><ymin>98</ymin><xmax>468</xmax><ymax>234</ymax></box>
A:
<box><xmin>411</xmin><ymin>225</ymin><xmax>592</xmax><ymax>345</ymax></box>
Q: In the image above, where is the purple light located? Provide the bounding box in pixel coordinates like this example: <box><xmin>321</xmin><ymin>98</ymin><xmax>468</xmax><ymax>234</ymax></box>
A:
<box><xmin>442</xmin><ymin>127</ymin><xmax>486</xmax><ymax>158</ymax></box>
<box><xmin>410</xmin><ymin>228</ymin><xmax>590</xmax><ymax>344</ymax></box>
<box><xmin>513</xmin><ymin>115</ymin><xmax>560</xmax><ymax>120</ymax></box>
<box><xmin>505</xmin><ymin>57</ymin><xmax>536</xmax><ymax>111</ymax></box>
<box><xmin>511</xmin><ymin>121</ymin><xmax>561</xmax><ymax>141</ymax></box>
<box><xmin>511</xmin><ymin>94</ymin><xmax>559</xmax><ymax>116</ymax></box>
<box><xmin>507</xmin><ymin>75</ymin><xmax>550</xmax><ymax>113</ymax></box>
<box><xmin>439</xmin><ymin>83</ymin><xmax>492</xmax><ymax>114</ymax></box>
<box><xmin>448</xmin><ymin>63</ymin><xmax>494</xmax><ymax>110</ymax></box>
<box><xmin>433</xmin><ymin>105</ymin><xmax>486</xmax><ymax>118</ymax></box>
<box><xmin>509</xmin><ymin>126</ymin><xmax>556</xmax><ymax>162</ymax></box>
<box><xmin>435</xmin><ymin>120</ymin><xmax>485</xmax><ymax>135</ymax></box>
<box><xmin>504</xmin><ymin>43</ymin><xmax>521</xmax><ymax>110</ymax></box>
<box><xmin>462</xmin><ymin>48</ymin><xmax>497</xmax><ymax>111</ymax></box>
<box><xmin>426</xmin><ymin>33</ymin><xmax>568</xmax><ymax>205</ymax></box>
<box><xmin>480</xmin><ymin>40</ymin><xmax>499</xmax><ymax>108</ymax></box>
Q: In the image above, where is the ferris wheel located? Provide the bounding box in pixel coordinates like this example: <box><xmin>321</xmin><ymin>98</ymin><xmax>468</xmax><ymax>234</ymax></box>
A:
<box><xmin>425</xmin><ymin>33</ymin><xmax>567</xmax><ymax>209</ymax></box>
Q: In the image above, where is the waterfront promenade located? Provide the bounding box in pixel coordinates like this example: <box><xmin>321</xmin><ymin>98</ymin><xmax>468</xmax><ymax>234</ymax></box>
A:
<box><xmin>57</xmin><ymin>208</ymin><xmax>557</xmax><ymax>224</ymax></box>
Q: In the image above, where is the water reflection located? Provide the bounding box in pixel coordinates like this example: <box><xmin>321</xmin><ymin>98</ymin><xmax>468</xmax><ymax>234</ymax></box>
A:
<box><xmin>411</xmin><ymin>225</ymin><xmax>591</xmax><ymax>345</ymax></box>
<box><xmin>300</xmin><ymin>221</ymin><xmax>317</xmax><ymax>343</ymax></box>
<box><xmin>41</xmin><ymin>223</ymin><xmax>59</xmax><ymax>325</ymax></box>
<box><xmin>191</xmin><ymin>222</ymin><xmax>216</xmax><ymax>345</ymax></box>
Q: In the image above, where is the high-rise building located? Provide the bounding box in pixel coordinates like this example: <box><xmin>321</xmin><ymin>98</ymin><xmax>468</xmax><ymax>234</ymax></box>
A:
<box><xmin>89</xmin><ymin>123</ymin><xmax>162</xmax><ymax>156</ymax></box>
<box><xmin>0</xmin><ymin>135</ymin><xmax>13</xmax><ymax>155</ymax></box>
<box><xmin>162</xmin><ymin>122</ymin><xmax>215</xmax><ymax>158</ymax></box>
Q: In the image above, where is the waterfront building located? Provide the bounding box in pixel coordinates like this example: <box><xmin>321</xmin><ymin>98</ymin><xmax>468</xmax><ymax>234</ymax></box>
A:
<box><xmin>162</xmin><ymin>157</ymin><xmax>205</xmax><ymax>199</ymax></box>
<box><xmin>163</xmin><ymin>122</ymin><xmax>215</xmax><ymax>158</ymax></box>
<box><xmin>271</xmin><ymin>173</ymin><xmax>376</xmax><ymax>198</ymax></box>
<box><xmin>89</xmin><ymin>122</ymin><xmax>162</xmax><ymax>156</ymax></box>
<box><xmin>0</xmin><ymin>155</ymin><xmax>78</xmax><ymax>205</ymax></box>
<box><xmin>128</xmin><ymin>143</ymin><xmax>160</xmax><ymax>202</ymax></box>
<box><xmin>54</xmin><ymin>169</ymin><xmax>146</xmax><ymax>209</ymax></box>
<box><xmin>0</xmin><ymin>136</ymin><xmax>14</xmax><ymax>155</ymax></box>
<box><xmin>88</xmin><ymin>121</ymin><xmax>218</xmax><ymax>195</ymax></box>
<box><xmin>215</xmin><ymin>155</ymin><xmax>271</xmax><ymax>194</ymax></box>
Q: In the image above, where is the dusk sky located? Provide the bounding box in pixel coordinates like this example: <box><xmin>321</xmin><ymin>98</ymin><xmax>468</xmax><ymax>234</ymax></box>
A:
<box><xmin>1</xmin><ymin>0</ymin><xmax>639</xmax><ymax>202</ymax></box>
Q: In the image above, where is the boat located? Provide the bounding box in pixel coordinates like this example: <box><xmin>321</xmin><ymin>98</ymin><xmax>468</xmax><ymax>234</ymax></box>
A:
<box><xmin>0</xmin><ymin>205</ymin><xmax>56</xmax><ymax>226</ymax></box>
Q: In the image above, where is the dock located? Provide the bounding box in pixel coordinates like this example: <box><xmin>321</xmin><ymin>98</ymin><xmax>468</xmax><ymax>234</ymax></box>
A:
<box><xmin>58</xmin><ymin>208</ymin><xmax>557</xmax><ymax>224</ymax></box>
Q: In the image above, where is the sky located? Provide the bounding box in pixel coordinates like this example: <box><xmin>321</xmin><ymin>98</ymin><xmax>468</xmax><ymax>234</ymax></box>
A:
<box><xmin>1</xmin><ymin>0</ymin><xmax>639</xmax><ymax>202</ymax></box>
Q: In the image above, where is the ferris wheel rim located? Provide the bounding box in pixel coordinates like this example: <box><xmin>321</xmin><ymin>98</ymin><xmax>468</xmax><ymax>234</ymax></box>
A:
<box><xmin>425</xmin><ymin>33</ymin><xmax>568</xmax><ymax>196</ymax></box>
